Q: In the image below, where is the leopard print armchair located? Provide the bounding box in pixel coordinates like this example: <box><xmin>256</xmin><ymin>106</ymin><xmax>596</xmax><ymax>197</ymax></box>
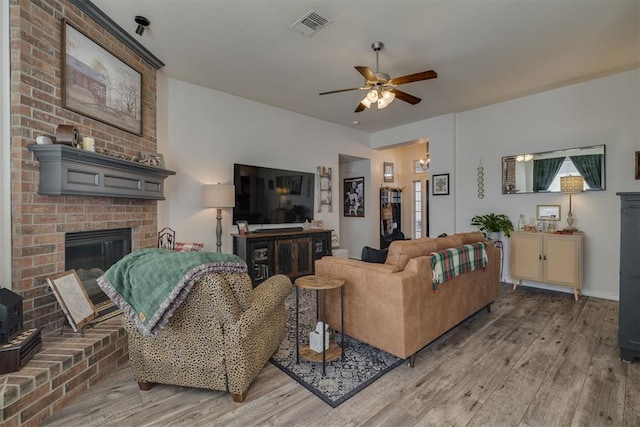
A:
<box><xmin>122</xmin><ymin>272</ymin><xmax>292</xmax><ymax>403</ymax></box>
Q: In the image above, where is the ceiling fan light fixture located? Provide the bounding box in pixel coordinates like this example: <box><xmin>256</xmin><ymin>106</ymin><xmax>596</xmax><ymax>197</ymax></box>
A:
<box><xmin>382</xmin><ymin>90</ymin><xmax>395</xmax><ymax>103</ymax></box>
<box><xmin>377</xmin><ymin>97</ymin><xmax>389</xmax><ymax>109</ymax></box>
<box><xmin>366</xmin><ymin>90</ymin><xmax>379</xmax><ymax>103</ymax></box>
<box><xmin>361</xmin><ymin>97</ymin><xmax>372</xmax><ymax>108</ymax></box>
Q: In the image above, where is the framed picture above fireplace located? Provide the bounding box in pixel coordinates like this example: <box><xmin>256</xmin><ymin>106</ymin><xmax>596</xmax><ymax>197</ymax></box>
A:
<box><xmin>47</xmin><ymin>270</ymin><xmax>98</xmax><ymax>332</ymax></box>
<box><xmin>62</xmin><ymin>19</ymin><xmax>143</xmax><ymax>135</ymax></box>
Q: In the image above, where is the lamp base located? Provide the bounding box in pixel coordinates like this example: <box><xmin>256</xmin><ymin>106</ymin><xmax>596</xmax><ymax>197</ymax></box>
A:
<box><xmin>564</xmin><ymin>211</ymin><xmax>578</xmax><ymax>232</ymax></box>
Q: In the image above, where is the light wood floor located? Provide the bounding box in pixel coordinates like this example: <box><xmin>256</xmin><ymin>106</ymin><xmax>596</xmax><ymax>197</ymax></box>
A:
<box><xmin>43</xmin><ymin>284</ymin><xmax>640</xmax><ymax>427</ymax></box>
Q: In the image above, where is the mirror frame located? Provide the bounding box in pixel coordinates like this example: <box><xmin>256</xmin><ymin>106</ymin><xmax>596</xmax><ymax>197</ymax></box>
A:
<box><xmin>502</xmin><ymin>145</ymin><xmax>605</xmax><ymax>194</ymax></box>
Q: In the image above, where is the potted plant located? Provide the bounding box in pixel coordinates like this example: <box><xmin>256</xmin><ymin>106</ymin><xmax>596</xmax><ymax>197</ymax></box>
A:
<box><xmin>470</xmin><ymin>213</ymin><xmax>514</xmax><ymax>239</ymax></box>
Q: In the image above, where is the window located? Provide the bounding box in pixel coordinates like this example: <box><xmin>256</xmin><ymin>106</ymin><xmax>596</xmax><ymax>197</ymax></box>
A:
<box><xmin>413</xmin><ymin>180</ymin><xmax>422</xmax><ymax>239</ymax></box>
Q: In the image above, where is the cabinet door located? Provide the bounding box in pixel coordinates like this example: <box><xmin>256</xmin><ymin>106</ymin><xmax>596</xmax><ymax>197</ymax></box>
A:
<box><xmin>511</xmin><ymin>232</ymin><xmax>543</xmax><ymax>281</ymax></box>
<box><xmin>275</xmin><ymin>239</ymin><xmax>294</xmax><ymax>276</ymax></box>
<box><xmin>544</xmin><ymin>235</ymin><xmax>582</xmax><ymax>287</ymax></box>
<box><xmin>295</xmin><ymin>237</ymin><xmax>312</xmax><ymax>276</ymax></box>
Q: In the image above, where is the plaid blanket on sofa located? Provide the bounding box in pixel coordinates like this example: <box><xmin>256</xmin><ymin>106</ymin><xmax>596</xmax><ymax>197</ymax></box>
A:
<box><xmin>430</xmin><ymin>242</ymin><xmax>488</xmax><ymax>290</ymax></box>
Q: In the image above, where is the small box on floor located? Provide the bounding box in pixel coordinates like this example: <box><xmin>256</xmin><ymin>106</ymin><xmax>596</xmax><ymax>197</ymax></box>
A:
<box><xmin>309</xmin><ymin>321</ymin><xmax>330</xmax><ymax>353</ymax></box>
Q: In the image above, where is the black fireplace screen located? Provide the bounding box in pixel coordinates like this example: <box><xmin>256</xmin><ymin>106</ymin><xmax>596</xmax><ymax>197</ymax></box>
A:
<box><xmin>65</xmin><ymin>228</ymin><xmax>131</xmax><ymax>308</ymax></box>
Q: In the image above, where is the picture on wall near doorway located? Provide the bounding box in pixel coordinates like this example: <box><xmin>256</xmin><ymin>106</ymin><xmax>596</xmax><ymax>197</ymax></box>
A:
<box><xmin>344</xmin><ymin>176</ymin><xmax>365</xmax><ymax>217</ymax></box>
<box><xmin>383</xmin><ymin>162</ymin><xmax>394</xmax><ymax>183</ymax></box>
<box><xmin>432</xmin><ymin>173</ymin><xmax>449</xmax><ymax>196</ymax></box>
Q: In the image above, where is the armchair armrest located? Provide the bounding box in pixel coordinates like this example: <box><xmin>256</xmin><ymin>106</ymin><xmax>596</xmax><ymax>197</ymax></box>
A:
<box><xmin>236</xmin><ymin>274</ymin><xmax>292</xmax><ymax>334</ymax></box>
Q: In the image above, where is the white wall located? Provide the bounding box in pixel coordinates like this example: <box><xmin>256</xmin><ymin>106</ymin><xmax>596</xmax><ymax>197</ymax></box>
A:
<box><xmin>456</xmin><ymin>69</ymin><xmax>639</xmax><ymax>300</ymax></box>
<box><xmin>1</xmin><ymin>0</ymin><xmax>11</xmax><ymax>288</ymax></box>
<box><xmin>371</xmin><ymin>69</ymin><xmax>640</xmax><ymax>300</ymax></box>
<box><xmin>159</xmin><ymin>78</ymin><xmax>374</xmax><ymax>252</ymax></box>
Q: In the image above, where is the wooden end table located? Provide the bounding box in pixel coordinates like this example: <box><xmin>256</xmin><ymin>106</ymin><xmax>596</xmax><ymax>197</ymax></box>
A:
<box><xmin>294</xmin><ymin>275</ymin><xmax>344</xmax><ymax>376</ymax></box>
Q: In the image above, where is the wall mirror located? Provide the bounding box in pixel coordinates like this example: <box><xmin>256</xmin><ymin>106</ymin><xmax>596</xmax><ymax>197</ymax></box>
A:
<box><xmin>502</xmin><ymin>145</ymin><xmax>605</xmax><ymax>194</ymax></box>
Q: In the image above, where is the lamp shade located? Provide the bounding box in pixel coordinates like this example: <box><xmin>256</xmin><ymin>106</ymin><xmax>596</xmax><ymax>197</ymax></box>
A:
<box><xmin>560</xmin><ymin>176</ymin><xmax>584</xmax><ymax>194</ymax></box>
<box><xmin>202</xmin><ymin>183</ymin><xmax>235</xmax><ymax>208</ymax></box>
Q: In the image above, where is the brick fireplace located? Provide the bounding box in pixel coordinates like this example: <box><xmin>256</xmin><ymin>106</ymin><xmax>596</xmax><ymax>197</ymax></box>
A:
<box><xmin>9</xmin><ymin>0</ymin><xmax>160</xmax><ymax>334</ymax></box>
<box><xmin>3</xmin><ymin>1</ymin><xmax>165</xmax><ymax>424</ymax></box>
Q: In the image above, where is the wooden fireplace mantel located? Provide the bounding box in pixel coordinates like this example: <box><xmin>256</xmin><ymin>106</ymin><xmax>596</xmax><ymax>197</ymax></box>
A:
<box><xmin>28</xmin><ymin>144</ymin><xmax>176</xmax><ymax>200</ymax></box>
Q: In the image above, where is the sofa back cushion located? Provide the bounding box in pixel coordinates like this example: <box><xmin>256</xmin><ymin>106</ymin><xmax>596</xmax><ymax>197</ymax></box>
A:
<box><xmin>454</xmin><ymin>232</ymin><xmax>486</xmax><ymax>244</ymax></box>
<box><xmin>385</xmin><ymin>238</ymin><xmax>438</xmax><ymax>271</ymax></box>
<box><xmin>384</xmin><ymin>233</ymin><xmax>484</xmax><ymax>271</ymax></box>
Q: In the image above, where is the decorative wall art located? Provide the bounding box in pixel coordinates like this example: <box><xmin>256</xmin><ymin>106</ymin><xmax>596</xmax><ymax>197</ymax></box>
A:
<box><xmin>344</xmin><ymin>176</ymin><xmax>365</xmax><ymax>217</ymax></box>
<box><xmin>383</xmin><ymin>162</ymin><xmax>394</xmax><ymax>183</ymax></box>
<box><xmin>477</xmin><ymin>160</ymin><xmax>485</xmax><ymax>199</ymax></box>
<box><xmin>536</xmin><ymin>205</ymin><xmax>561</xmax><ymax>221</ymax></box>
<box><xmin>62</xmin><ymin>19</ymin><xmax>142</xmax><ymax>135</ymax></box>
<box><xmin>432</xmin><ymin>174</ymin><xmax>449</xmax><ymax>196</ymax></box>
<box><xmin>317</xmin><ymin>166</ymin><xmax>332</xmax><ymax>212</ymax></box>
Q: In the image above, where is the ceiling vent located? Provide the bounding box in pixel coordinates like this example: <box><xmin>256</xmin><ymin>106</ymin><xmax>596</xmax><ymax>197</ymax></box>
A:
<box><xmin>290</xmin><ymin>10</ymin><xmax>332</xmax><ymax>37</ymax></box>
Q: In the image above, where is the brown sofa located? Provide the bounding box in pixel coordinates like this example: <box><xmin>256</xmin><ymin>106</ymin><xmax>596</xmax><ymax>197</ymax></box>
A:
<box><xmin>314</xmin><ymin>232</ymin><xmax>500</xmax><ymax>365</ymax></box>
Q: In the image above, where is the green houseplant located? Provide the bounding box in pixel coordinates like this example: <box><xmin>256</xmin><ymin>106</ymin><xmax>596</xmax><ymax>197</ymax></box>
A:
<box><xmin>470</xmin><ymin>213</ymin><xmax>514</xmax><ymax>238</ymax></box>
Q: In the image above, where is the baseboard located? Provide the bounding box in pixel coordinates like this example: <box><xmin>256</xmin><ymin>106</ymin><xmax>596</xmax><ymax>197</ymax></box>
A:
<box><xmin>504</xmin><ymin>280</ymin><xmax>619</xmax><ymax>301</ymax></box>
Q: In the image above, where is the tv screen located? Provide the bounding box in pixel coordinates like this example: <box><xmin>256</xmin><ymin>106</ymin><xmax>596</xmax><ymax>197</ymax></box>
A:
<box><xmin>233</xmin><ymin>163</ymin><xmax>315</xmax><ymax>225</ymax></box>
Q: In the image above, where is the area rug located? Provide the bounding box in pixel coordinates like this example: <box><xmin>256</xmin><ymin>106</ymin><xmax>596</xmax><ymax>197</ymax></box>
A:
<box><xmin>270</xmin><ymin>288</ymin><xmax>404</xmax><ymax>407</ymax></box>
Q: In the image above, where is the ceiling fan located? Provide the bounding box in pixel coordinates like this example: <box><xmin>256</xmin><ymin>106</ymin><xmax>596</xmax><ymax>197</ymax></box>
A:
<box><xmin>319</xmin><ymin>41</ymin><xmax>437</xmax><ymax>113</ymax></box>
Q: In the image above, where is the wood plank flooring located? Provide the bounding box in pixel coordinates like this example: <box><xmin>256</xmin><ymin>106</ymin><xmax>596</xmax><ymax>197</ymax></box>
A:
<box><xmin>43</xmin><ymin>284</ymin><xmax>640</xmax><ymax>427</ymax></box>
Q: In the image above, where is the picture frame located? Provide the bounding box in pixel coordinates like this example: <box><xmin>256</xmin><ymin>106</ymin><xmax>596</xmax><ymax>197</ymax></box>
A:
<box><xmin>344</xmin><ymin>176</ymin><xmax>365</xmax><ymax>217</ymax></box>
<box><xmin>46</xmin><ymin>270</ymin><xmax>97</xmax><ymax>332</ymax></box>
<box><xmin>635</xmin><ymin>151</ymin><xmax>640</xmax><ymax>180</ymax></box>
<box><xmin>62</xmin><ymin>19</ymin><xmax>142</xmax><ymax>136</ymax></box>
<box><xmin>236</xmin><ymin>220</ymin><xmax>249</xmax><ymax>234</ymax></box>
<box><xmin>432</xmin><ymin>173</ymin><xmax>450</xmax><ymax>196</ymax></box>
<box><xmin>140</xmin><ymin>150</ymin><xmax>165</xmax><ymax>168</ymax></box>
<box><xmin>537</xmin><ymin>204</ymin><xmax>561</xmax><ymax>221</ymax></box>
<box><xmin>383</xmin><ymin>162</ymin><xmax>394</xmax><ymax>183</ymax></box>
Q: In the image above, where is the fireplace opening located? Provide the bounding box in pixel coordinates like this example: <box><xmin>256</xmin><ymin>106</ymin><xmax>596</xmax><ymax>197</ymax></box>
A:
<box><xmin>65</xmin><ymin>228</ymin><xmax>131</xmax><ymax>313</ymax></box>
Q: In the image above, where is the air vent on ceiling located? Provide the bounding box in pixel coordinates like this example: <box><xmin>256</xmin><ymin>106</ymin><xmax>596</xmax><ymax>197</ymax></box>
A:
<box><xmin>290</xmin><ymin>10</ymin><xmax>332</xmax><ymax>37</ymax></box>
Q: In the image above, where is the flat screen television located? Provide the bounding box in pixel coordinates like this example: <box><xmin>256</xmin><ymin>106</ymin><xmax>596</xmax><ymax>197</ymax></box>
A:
<box><xmin>233</xmin><ymin>163</ymin><xmax>315</xmax><ymax>226</ymax></box>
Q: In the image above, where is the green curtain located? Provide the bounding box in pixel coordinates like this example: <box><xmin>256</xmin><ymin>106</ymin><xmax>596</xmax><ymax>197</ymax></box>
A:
<box><xmin>532</xmin><ymin>157</ymin><xmax>564</xmax><ymax>192</ymax></box>
<box><xmin>570</xmin><ymin>154</ymin><xmax>602</xmax><ymax>189</ymax></box>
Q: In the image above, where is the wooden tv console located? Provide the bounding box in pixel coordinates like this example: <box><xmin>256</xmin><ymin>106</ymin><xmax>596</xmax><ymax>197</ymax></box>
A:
<box><xmin>232</xmin><ymin>229</ymin><xmax>332</xmax><ymax>286</ymax></box>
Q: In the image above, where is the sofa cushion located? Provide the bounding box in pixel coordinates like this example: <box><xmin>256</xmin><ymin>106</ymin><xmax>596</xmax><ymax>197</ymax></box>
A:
<box><xmin>385</xmin><ymin>237</ymin><xmax>437</xmax><ymax>271</ymax></box>
<box><xmin>435</xmin><ymin>236</ymin><xmax>463</xmax><ymax>250</ymax></box>
<box><xmin>454</xmin><ymin>232</ymin><xmax>486</xmax><ymax>244</ymax></box>
<box><xmin>361</xmin><ymin>246</ymin><xmax>389</xmax><ymax>263</ymax></box>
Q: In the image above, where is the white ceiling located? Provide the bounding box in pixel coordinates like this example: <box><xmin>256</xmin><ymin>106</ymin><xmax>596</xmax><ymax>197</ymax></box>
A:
<box><xmin>93</xmin><ymin>0</ymin><xmax>640</xmax><ymax>133</ymax></box>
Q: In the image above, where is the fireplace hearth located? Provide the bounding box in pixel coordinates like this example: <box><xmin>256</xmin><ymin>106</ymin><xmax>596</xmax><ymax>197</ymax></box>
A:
<box><xmin>65</xmin><ymin>228</ymin><xmax>131</xmax><ymax>310</ymax></box>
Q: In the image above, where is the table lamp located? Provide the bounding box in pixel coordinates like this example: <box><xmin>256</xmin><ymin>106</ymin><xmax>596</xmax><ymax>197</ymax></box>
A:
<box><xmin>560</xmin><ymin>175</ymin><xmax>583</xmax><ymax>232</ymax></box>
<box><xmin>202</xmin><ymin>183</ymin><xmax>235</xmax><ymax>252</ymax></box>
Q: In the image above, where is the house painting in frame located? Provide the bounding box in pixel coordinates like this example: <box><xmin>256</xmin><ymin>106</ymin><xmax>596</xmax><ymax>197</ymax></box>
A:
<box><xmin>62</xmin><ymin>19</ymin><xmax>142</xmax><ymax>135</ymax></box>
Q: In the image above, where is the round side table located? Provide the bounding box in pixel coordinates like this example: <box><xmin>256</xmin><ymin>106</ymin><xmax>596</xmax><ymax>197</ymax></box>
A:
<box><xmin>294</xmin><ymin>275</ymin><xmax>344</xmax><ymax>376</ymax></box>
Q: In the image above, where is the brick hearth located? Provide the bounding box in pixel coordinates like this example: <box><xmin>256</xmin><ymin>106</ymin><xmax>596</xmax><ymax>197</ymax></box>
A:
<box><xmin>0</xmin><ymin>319</ymin><xmax>127</xmax><ymax>427</ymax></box>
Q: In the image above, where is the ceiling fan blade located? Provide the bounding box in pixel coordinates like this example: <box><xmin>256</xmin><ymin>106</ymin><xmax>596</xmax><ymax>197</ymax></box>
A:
<box><xmin>319</xmin><ymin>87</ymin><xmax>363</xmax><ymax>95</ymax></box>
<box><xmin>355</xmin><ymin>102</ymin><xmax>367</xmax><ymax>113</ymax></box>
<box><xmin>390</xmin><ymin>70</ymin><xmax>437</xmax><ymax>86</ymax></box>
<box><xmin>389</xmin><ymin>88</ymin><xmax>421</xmax><ymax>105</ymax></box>
<box><xmin>355</xmin><ymin>66</ymin><xmax>378</xmax><ymax>83</ymax></box>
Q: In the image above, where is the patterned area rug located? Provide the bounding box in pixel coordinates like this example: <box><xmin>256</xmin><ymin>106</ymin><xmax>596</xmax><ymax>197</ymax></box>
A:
<box><xmin>270</xmin><ymin>288</ymin><xmax>404</xmax><ymax>407</ymax></box>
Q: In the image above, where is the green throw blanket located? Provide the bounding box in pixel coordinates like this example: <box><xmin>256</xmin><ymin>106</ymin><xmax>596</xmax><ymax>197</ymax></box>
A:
<box><xmin>97</xmin><ymin>249</ymin><xmax>247</xmax><ymax>336</ymax></box>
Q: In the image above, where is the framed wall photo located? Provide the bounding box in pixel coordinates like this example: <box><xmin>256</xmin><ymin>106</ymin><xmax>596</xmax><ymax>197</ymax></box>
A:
<box><xmin>383</xmin><ymin>162</ymin><xmax>394</xmax><ymax>183</ymax></box>
<box><xmin>537</xmin><ymin>204</ymin><xmax>561</xmax><ymax>221</ymax></box>
<box><xmin>344</xmin><ymin>176</ymin><xmax>365</xmax><ymax>217</ymax></box>
<box><xmin>46</xmin><ymin>270</ymin><xmax>97</xmax><ymax>332</ymax></box>
<box><xmin>62</xmin><ymin>19</ymin><xmax>142</xmax><ymax>136</ymax></box>
<box><xmin>432</xmin><ymin>173</ymin><xmax>450</xmax><ymax>196</ymax></box>
<box><xmin>236</xmin><ymin>220</ymin><xmax>249</xmax><ymax>234</ymax></box>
